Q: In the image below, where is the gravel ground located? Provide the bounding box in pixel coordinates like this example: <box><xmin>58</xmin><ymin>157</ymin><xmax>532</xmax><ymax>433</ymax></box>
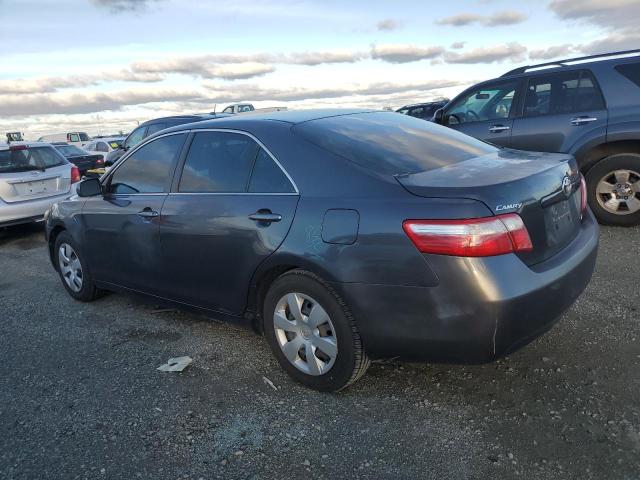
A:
<box><xmin>0</xmin><ymin>223</ymin><xmax>638</xmax><ymax>480</ymax></box>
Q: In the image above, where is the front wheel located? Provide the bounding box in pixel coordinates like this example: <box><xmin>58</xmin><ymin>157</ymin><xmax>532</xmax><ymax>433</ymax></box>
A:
<box><xmin>585</xmin><ymin>153</ymin><xmax>640</xmax><ymax>226</ymax></box>
<box><xmin>262</xmin><ymin>270</ymin><xmax>369</xmax><ymax>392</ymax></box>
<box><xmin>54</xmin><ymin>231</ymin><xmax>101</xmax><ymax>301</ymax></box>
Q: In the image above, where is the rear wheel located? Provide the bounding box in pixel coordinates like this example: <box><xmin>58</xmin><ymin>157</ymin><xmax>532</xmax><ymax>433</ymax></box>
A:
<box><xmin>262</xmin><ymin>270</ymin><xmax>369</xmax><ymax>392</ymax></box>
<box><xmin>585</xmin><ymin>154</ymin><xmax>640</xmax><ymax>226</ymax></box>
<box><xmin>54</xmin><ymin>231</ymin><xmax>101</xmax><ymax>301</ymax></box>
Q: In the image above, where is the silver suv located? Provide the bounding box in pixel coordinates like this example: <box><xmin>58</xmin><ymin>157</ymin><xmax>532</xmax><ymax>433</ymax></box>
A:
<box><xmin>0</xmin><ymin>142</ymin><xmax>79</xmax><ymax>227</ymax></box>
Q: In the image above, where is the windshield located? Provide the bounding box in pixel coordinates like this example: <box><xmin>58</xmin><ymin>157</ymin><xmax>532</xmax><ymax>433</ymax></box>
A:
<box><xmin>0</xmin><ymin>146</ymin><xmax>67</xmax><ymax>173</ymax></box>
<box><xmin>292</xmin><ymin>111</ymin><xmax>497</xmax><ymax>175</ymax></box>
<box><xmin>56</xmin><ymin>145</ymin><xmax>86</xmax><ymax>156</ymax></box>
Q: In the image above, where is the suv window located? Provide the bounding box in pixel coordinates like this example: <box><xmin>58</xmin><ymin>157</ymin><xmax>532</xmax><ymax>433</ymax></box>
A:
<box><xmin>124</xmin><ymin>126</ymin><xmax>147</xmax><ymax>149</ymax></box>
<box><xmin>445</xmin><ymin>81</ymin><xmax>517</xmax><ymax>125</ymax></box>
<box><xmin>524</xmin><ymin>70</ymin><xmax>604</xmax><ymax>117</ymax></box>
<box><xmin>109</xmin><ymin>133</ymin><xmax>186</xmax><ymax>194</ymax></box>
<box><xmin>178</xmin><ymin>131</ymin><xmax>259</xmax><ymax>193</ymax></box>
<box><xmin>248</xmin><ymin>149</ymin><xmax>295</xmax><ymax>193</ymax></box>
<box><xmin>146</xmin><ymin>123</ymin><xmax>167</xmax><ymax>136</ymax></box>
<box><xmin>615</xmin><ymin>62</ymin><xmax>640</xmax><ymax>88</ymax></box>
<box><xmin>68</xmin><ymin>133</ymin><xmax>80</xmax><ymax>142</ymax></box>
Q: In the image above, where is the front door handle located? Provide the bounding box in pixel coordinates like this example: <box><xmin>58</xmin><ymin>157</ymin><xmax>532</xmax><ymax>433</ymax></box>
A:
<box><xmin>137</xmin><ymin>208</ymin><xmax>159</xmax><ymax>218</ymax></box>
<box><xmin>489</xmin><ymin>124</ymin><xmax>510</xmax><ymax>133</ymax></box>
<box><xmin>249</xmin><ymin>210</ymin><xmax>282</xmax><ymax>223</ymax></box>
<box><xmin>571</xmin><ymin>116</ymin><xmax>598</xmax><ymax>126</ymax></box>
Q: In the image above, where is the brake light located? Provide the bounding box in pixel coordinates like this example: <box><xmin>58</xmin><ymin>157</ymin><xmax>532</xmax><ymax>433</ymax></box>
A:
<box><xmin>71</xmin><ymin>165</ymin><xmax>81</xmax><ymax>184</ymax></box>
<box><xmin>403</xmin><ymin>213</ymin><xmax>533</xmax><ymax>257</ymax></box>
<box><xmin>580</xmin><ymin>174</ymin><xmax>588</xmax><ymax>218</ymax></box>
<box><xmin>96</xmin><ymin>155</ymin><xmax>104</xmax><ymax>164</ymax></box>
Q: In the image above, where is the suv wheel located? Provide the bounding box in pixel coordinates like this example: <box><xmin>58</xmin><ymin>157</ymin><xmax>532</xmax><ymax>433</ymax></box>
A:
<box><xmin>54</xmin><ymin>231</ymin><xmax>101</xmax><ymax>301</ymax></box>
<box><xmin>585</xmin><ymin>153</ymin><xmax>640</xmax><ymax>226</ymax></box>
<box><xmin>262</xmin><ymin>270</ymin><xmax>370</xmax><ymax>392</ymax></box>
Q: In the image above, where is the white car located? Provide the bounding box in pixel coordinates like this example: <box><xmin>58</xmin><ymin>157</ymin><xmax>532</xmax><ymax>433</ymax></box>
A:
<box><xmin>0</xmin><ymin>142</ymin><xmax>80</xmax><ymax>227</ymax></box>
<box><xmin>83</xmin><ymin>137</ymin><xmax>125</xmax><ymax>158</ymax></box>
<box><xmin>37</xmin><ymin>132</ymin><xmax>91</xmax><ymax>147</ymax></box>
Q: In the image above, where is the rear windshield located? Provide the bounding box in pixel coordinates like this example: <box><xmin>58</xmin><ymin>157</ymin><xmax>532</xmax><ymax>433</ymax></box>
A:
<box><xmin>292</xmin><ymin>112</ymin><xmax>496</xmax><ymax>175</ymax></box>
<box><xmin>56</xmin><ymin>145</ymin><xmax>86</xmax><ymax>156</ymax></box>
<box><xmin>0</xmin><ymin>146</ymin><xmax>66</xmax><ymax>173</ymax></box>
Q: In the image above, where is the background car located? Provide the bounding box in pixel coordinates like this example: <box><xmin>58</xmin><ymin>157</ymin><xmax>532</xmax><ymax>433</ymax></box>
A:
<box><xmin>396</xmin><ymin>100</ymin><xmax>449</xmax><ymax>120</ymax></box>
<box><xmin>433</xmin><ymin>48</ymin><xmax>640</xmax><ymax>226</ymax></box>
<box><xmin>1</xmin><ymin>142</ymin><xmax>80</xmax><ymax>227</ymax></box>
<box><xmin>37</xmin><ymin>132</ymin><xmax>91</xmax><ymax>147</ymax></box>
<box><xmin>52</xmin><ymin>143</ymin><xmax>104</xmax><ymax>174</ymax></box>
<box><xmin>104</xmin><ymin>114</ymin><xmax>229</xmax><ymax>166</ymax></box>
<box><xmin>84</xmin><ymin>137</ymin><xmax>125</xmax><ymax>159</ymax></box>
<box><xmin>46</xmin><ymin>110</ymin><xmax>597</xmax><ymax>392</ymax></box>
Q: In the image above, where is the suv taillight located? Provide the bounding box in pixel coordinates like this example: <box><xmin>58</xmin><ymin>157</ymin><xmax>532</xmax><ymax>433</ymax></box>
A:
<box><xmin>403</xmin><ymin>213</ymin><xmax>533</xmax><ymax>257</ymax></box>
<box><xmin>71</xmin><ymin>165</ymin><xmax>81</xmax><ymax>184</ymax></box>
<box><xmin>580</xmin><ymin>174</ymin><xmax>588</xmax><ymax>219</ymax></box>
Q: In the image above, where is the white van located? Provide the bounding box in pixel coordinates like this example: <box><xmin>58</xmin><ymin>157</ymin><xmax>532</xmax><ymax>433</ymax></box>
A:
<box><xmin>37</xmin><ymin>132</ymin><xmax>91</xmax><ymax>147</ymax></box>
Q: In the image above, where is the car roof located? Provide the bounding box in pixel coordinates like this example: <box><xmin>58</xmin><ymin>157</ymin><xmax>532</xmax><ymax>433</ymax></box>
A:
<box><xmin>161</xmin><ymin>109</ymin><xmax>376</xmax><ymax>133</ymax></box>
<box><xmin>398</xmin><ymin>101</ymin><xmax>447</xmax><ymax>109</ymax></box>
<box><xmin>0</xmin><ymin>141</ymin><xmax>53</xmax><ymax>150</ymax></box>
<box><xmin>139</xmin><ymin>113</ymin><xmax>229</xmax><ymax>127</ymax></box>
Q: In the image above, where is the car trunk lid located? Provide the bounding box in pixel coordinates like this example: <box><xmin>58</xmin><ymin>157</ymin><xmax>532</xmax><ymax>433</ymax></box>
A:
<box><xmin>396</xmin><ymin>149</ymin><xmax>582</xmax><ymax>266</ymax></box>
<box><xmin>0</xmin><ymin>164</ymin><xmax>71</xmax><ymax>203</ymax></box>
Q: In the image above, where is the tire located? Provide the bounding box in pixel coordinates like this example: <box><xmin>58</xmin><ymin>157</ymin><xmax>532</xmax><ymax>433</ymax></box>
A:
<box><xmin>585</xmin><ymin>153</ymin><xmax>640</xmax><ymax>226</ymax></box>
<box><xmin>54</xmin><ymin>231</ymin><xmax>101</xmax><ymax>301</ymax></box>
<box><xmin>262</xmin><ymin>270</ymin><xmax>370</xmax><ymax>392</ymax></box>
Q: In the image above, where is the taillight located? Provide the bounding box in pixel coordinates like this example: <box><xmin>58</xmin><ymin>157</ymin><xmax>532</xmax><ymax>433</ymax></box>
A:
<box><xmin>71</xmin><ymin>165</ymin><xmax>81</xmax><ymax>184</ymax></box>
<box><xmin>580</xmin><ymin>174</ymin><xmax>588</xmax><ymax>219</ymax></box>
<box><xmin>403</xmin><ymin>213</ymin><xmax>533</xmax><ymax>257</ymax></box>
<box><xmin>96</xmin><ymin>155</ymin><xmax>104</xmax><ymax>165</ymax></box>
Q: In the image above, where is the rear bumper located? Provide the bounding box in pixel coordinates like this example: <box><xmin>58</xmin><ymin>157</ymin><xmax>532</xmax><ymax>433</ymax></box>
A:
<box><xmin>0</xmin><ymin>191</ymin><xmax>72</xmax><ymax>227</ymax></box>
<box><xmin>335</xmin><ymin>210</ymin><xmax>599</xmax><ymax>363</ymax></box>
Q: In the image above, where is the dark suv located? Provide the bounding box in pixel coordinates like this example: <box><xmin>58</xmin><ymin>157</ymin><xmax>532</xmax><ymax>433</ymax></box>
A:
<box><xmin>105</xmin><ymin>114</ymin><xmax>227</xmax><ymax>165</ymax></box>
<box><xmin>396</xmin><ymin>100</ymin><xmax>448</xmax><ymax>120</ymax></box>
<box><xmin>434</xmin><ymin>49</ymin><xmax>640</xmax><ymax>226</ymax></box>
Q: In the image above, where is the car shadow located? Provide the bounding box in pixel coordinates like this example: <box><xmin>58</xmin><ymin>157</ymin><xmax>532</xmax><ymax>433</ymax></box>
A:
<box><xmin>0</xmin><ymin>223</ymin><xmax>45</xmax><ymax>248</ymax></box>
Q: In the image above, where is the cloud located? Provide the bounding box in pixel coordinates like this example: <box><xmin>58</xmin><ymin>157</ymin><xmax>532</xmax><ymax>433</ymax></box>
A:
<box><xmin>444</xmin><ymin>42</ymin><xmax>527</xmax><ymax>64</ymax></box>
<box><xmin>89</xmin><ymin>0</ymin><xmax>164</xmax><ymax>12</ymax></box>
<box><xmin>436</xmin><ymin>10</ymin><xmax>527</xmax><ymax>27</ymax></box>
<box><xmin>549</xmin><ymin>0</ymin><xmax>640</xmax><ymax>30</ymax></box>
<box><xmin>371</xmin><ymin>44</ymin><xmax>445</xmax><ymax>63</ymax></box>
<box><xmin>131</xmin><ymin>58</ymin><xmax>275</xmax><ymax>79</ymax></box>
<box><xmin>529</xmin><ymin>44</ymin><xmax>578</xmax><ymax>60</ymax></box>
<box><xmin>450</xmin><ymin>41</ymin><xmax>466</xmax><ymax>50</ymax></box>
<box><xmin>376</xmin><ymin>18</ymin><xmax>401</xmax><ymax>31</ymax></box>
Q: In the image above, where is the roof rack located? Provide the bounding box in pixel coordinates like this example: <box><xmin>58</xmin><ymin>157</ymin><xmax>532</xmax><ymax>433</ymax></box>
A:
<box><xmin>501</xmin><ymin>49</ymin><xmax>640</xmax><ymax>77</ymax></box>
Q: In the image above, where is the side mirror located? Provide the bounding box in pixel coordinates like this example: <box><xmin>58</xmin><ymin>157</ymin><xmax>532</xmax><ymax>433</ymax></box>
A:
<box><xmin>433</xmin><ymin>108</ymin><xmax>444</xmax><ymax>124</ymax></box>
<box><xmin>77</xmin><ymin>177</ymin><xmax>103</xmax><ymax>197</ymax></box>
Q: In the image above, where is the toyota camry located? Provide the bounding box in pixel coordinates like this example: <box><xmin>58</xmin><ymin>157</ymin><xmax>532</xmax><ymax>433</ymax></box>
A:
<box><xmin>45</xmin><ymin>110</ymin><xmax>598</xmax><ymax>391</ymax></box>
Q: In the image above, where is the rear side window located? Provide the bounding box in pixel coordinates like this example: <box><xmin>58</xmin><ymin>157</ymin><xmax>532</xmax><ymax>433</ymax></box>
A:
<box><xmin>96</xmin><ymin>142</ymin><xmax>109</xmax><ymax>152</ymax></box>
<box><xmin>524</xmin><ymin>70</ymin><xmax>604</xmax><ymax>117</ymax></box>
<box><xmin>615</xmin><ymin>62</ymin><xmax>640</xmax><ymax>87</ymax></box>
<box><xmin>248</xmin><ymin>149</ymin><xmax>295</xmax><ymax>193</ymax></box>
<box><xmin>178</xmin><ymin>131</ymin><xmax>259</xmax><ymax>193</ymax></box>
<box><xmin>293</xmin><ymin>112</ymin><xmax>497</xmax><ymax>175</ymax></box>
<box><xmin>109</xmin><ymin>133</ymin><xmax>186</xmax><ymax>194</ymax></box>
<box><xmin>68</xmin><ymin>133</ymin><xmax>80</xmax><ymax>142</ymax></box>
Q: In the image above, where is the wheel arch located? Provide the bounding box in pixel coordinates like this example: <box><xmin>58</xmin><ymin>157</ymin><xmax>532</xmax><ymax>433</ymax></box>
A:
<box><xmin>576</xmin><ymin>139</ymin><xmax>640</xmax><ymax>173</ymax></box>
<box><xmin>47</xmin><ymin>223</ymin><xmax>67</xmax><ymax>269</ymax></box>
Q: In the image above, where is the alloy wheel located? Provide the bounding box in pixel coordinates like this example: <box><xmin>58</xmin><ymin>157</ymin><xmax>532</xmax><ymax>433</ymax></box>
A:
<box><xmin>596</xmin><ymin>169</ymin><xmax>640</xmax><ymax>215</ymax></box>
<box><xmin>273</xmin><ymin>292</ymin><xmax>338</xmax><ymax>376</ymax></box>
<box><xmin>58</xmin><ymin>243</ymin><xmax>83</xmax><ymax>292</ymax></box>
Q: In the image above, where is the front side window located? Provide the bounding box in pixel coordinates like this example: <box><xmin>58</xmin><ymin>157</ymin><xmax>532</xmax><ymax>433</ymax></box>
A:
<box><xmin>109</xmin><ymin>134</ymin><xmax>186</xmax><ymax>194</ymax></box>
<box><xmin>124</xmin><ymin>126</ymin><xmax>147</xmax><ymax>149</ymax></box>
<box><xmin>446</xmin><ymin>81</ymin><xmax>517</xmax><ymax>125</ymax></box>
<box><xmin>178</xmin><ymin>131</ymin><xmax>259</xmax><ymax>193</ymax></box>
<box><xmin>524</xmin><ymin>70</ymin><xmax>605</xmax><ymax>117</ymax></box>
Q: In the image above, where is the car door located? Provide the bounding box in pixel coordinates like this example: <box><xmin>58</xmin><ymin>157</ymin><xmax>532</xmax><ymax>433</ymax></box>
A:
<box><xmin>159</xmin><ymin>130</ymin><xmax>299</xmax><ymax>315</ymax></box>
<box><xmin>443</xmin><ymin>79</ymin><xmax>521</xmax><ymax>147</ymax></box>
<box><xmin>81</xmin><ymin>132</ymin><xmax>187</xmax><ymax>293</ymax></box>
<box><xmin>510</xmin><ymin>69</ymin><xmax>608</xmax><ymax>153</ymax></box>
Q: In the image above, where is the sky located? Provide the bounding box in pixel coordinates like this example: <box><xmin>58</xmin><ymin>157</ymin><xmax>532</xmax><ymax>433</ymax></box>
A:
<box><xmin>1</xmin><ymin>0</ymin><xmax>639</xmax><ymax>138</ymax></box>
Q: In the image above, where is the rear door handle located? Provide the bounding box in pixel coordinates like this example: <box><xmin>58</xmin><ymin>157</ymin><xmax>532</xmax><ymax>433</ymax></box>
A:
<box><xmin>249</xmin><ymin>211</ymin><xmax>282</xmax><ymax>223</ymax></box>
<box><xmin>489</xmin><ymin>124</ymin><xmax>510</xmax><ymax>133</ymax></box>
<box><xmin>571</xmin><ymin>116</ymin><xmax>598</xmax><ymax>125</ymax></box>
<box><xmin>137</xmin><ymin>208</ymin><xmax>159</xmax><ymax>218</ymax></box>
